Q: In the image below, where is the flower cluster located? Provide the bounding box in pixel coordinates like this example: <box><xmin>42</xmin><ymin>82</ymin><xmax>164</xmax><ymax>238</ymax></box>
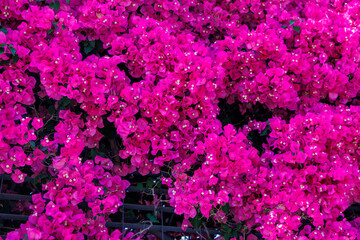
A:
<box><xmin>0</xmin><ymin>0</ymin><xmax>359</xmax><ymax>239</ymax></box>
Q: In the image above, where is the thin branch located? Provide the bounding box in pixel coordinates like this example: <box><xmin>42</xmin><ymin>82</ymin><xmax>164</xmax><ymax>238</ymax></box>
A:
<box><xmin>130</xmin><ymin>220</ymin><xmax>153</xmax><ymax>239</ymax></box>
<box><xmin>202</xmin><ymin>222</ymin><xmax>211</xmax><ymax>239</ymax></box>
<box><xmin>196</xmin><ymin>230</ymin><xmax>207</xmax><ymax>240</ymax></box>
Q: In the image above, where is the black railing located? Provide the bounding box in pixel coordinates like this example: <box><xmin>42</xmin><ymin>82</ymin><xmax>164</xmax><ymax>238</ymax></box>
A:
<box><xmin>0</xmin><ymin>174</ymin><xmax>220</xmax><ymax>239</ymax></box>
<box><xmin>0</xmin><ymin>213</ymin><xmax>220</xmax><ymax>234</ymax></box>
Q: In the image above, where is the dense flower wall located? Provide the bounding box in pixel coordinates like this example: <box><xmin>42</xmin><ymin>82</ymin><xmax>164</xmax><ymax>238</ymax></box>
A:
<box><xmin>0</xmin><ymin>0</ymin><xmax>360</xmax><ymax>239</ymax></box>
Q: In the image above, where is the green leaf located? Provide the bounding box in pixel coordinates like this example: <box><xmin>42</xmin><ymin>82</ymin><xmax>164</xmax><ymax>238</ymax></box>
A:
<box><xmin>0</xmin><ymin>47</ymin><xmax>4</xmax><ymax>55</ymax></box>
<box><xmin>189</xmin><ymin>209</ymin><xmax>204</xmax><ymax>229</ymax></box>
<box><xmin>136</xmin><ymin>183</ymin><xmax>143</xmax><ymax>191</ymax></box>
<box><xmin>221</xmin><ymin>116</ymin><xmax>230</xmax><ymax>126</ymax></box>
<box><xmin>190</xmin><ymin>217</ymin><xmax>202</xmax><ymax>229</ymax></box>
<box><xmin>146</xmin><ymin>177</ymin><xmax>154</xmax><ymax>189</ymax></box>
<box><xmin>48</xmin><ymin>105</ymin><xmax>56</xmax><ymax>114</ymax></box>
<box><xmin>12</xmin><ymin>54</ymin><xmax>19</xmax><ymax>63</ymax></box>
<box><xmin>221</xmin><ymin>224</ymin><xmax>239</xmax><ymax>240</ymax></box>
<box><xmin>223</xmin><ymin>224</ymin><xmax>232</xmax><ymax>233</ymax></box>
<box><xmin>236</xmin><ymin>222</ymin><xmax>243</xmax><ymax>231</ymax></box>
<box><xmin>221</xmin><ymin>203</ymin><xmax>230</xmax><ymax>213</ymax></box>
<box><xmin>289</xmin><ymin>20</ymin><xmax>296</xmax><ymax>26</ymax></box>
<box><xmin>47</xmin><ymin>29</ymin><xmax>53</xmax><ymax>35</ymax></box>
<box><xmin>97</xmin><ymin>151</ymin><xmax>106</xmax><ymax>157</ymax></box>
<box><xmin>293</xmin><ymin>26</ymin><xmax>300</xmax><ymax>33</ymax></box>
<box><xmin>223</xmin><ymin>232</ymin><xmax>231</xmax><ymax>240</ymax></box>
<box><xmin>348</xmin><ymin>73</ymin><xmax>354</xmax><ymax>80</ymax></box>
<box><xmin>62</xmin><ymin>24</ymin><xmax>66</xmax><ymax>30</ymax></box>
<box><xmin>0</xmin><ymin>27</ymin><xmax>7</xmax><ymax>35</ymax></box>
<box><xmin>126</xmin><ymin>210</ymin><xmax>136</xmax><ymax>217</ymax></box>
<box><xmin>9</xmin><ymin>46</ymin><xmax>16</xmax><ymax>56</ymax></box>
<box><xmin>89</xmin><ymin>40</ymin><xmax>96</xmax><ymax>48</ymax></box>
<box><xmin>95</xmin><ymin>40</ymin><xmax>103</xmax><ymax>52</ymax></box>
<box><xmin>281</xmin><ymin>25</ymin><xmax>287</xmax><ymax>29</ymax></box>
<box><xmin>66</xmin><ymin>0</ymin><xmax>70</xmax><ymax>2</ymax></box>
<box><xmin>156</xmin><ymin>180</ymin><xmax>162</xmax><ymax>188</ymax></box>
<box><xmin>40</xmin><ymin>146</ymin><xmax>47</xmax><ymax>151</ymax></box>
<box><xmin>84</xmin><ymin>45</ymin><xmax>93</xmax><ymax>55</ymax></box>
<box><xmin>0</xmin><ymin>43</ymin><xmax>6</xmax><ymax>47</ymax></box>
<box><xmin>82</xmin><ymin>39</ymin><xmax>97</xmax><ymax>55</ymax></box>
<box><xmin>0</xmin><ymin>59</ymin><xmax>9</xmax><ymax>65</ymax></box>
<box><xmin>89</xmin><ymin>148</ymin><xmax>106</xmax><ymax>158</ymax></box>
<box><xmin>58</xmin><ymin>96</ymin><xmax>71</xmax><ymax>110</ymax></box>
<box><xmin>90</xmin><ymin>149</ymin><xmax>96</xmax><ymax>159</ymax></box>
<box><xmin>52</xmin><ymin>21</ymin><xmax>59</xmax><ymax>30</ymax></box>
<box><xmin>33</xmin><ymin>173</ymin><xmax>51</xmax><ymax>185</ymax></box>
<box><xmin>49</xmin><ymin>1</ymin><xmax>60</xmax><ymax>11</ymax></box>
<box><xmin>146</xmin><ymin>213</ymin><xmax>159</xmax><ymax>223</ymax></box>
<box><xmin>260</xmin><ymin>125</ymin><xmax>270</xmax><ymax>136</ymax></box>
<box><xmin>29</xmin><ymin>141</ymin><xmax>36</xmax><ymax>148</ymax></box>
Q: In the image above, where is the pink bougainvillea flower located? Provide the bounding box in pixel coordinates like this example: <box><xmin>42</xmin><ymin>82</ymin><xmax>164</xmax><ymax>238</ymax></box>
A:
<box><xmin>32</xmin><ymin>118</ymin><xmax>44</xmax><ymax>130</ymax></box>
<box><xmin>11</xmin><ymin>169</ymin><xmax>27</xmax><ymax>183</ymax></box>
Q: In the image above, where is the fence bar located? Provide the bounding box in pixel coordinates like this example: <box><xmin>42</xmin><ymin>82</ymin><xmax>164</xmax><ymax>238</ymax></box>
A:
<box><xmin>0</xmin><ymin>193</ymin><xmax>32</xmax><ymax>201</ymax></box>
<box><xmin>0</xmin><ymin>213</ymin><xmax>220</xmax><ymax>234</ymax></box>
<box><xmin>0</xmin><ymin>175</ymin><xmax>3</xmax><ymax>193</ymax></box>
<box><xmin>0</xmin><ymin>175</ymin><xmax>169</xmax><ymax>194</ymax></box>
<box><xmin>122</xmin><ymin>203</ymin><xmax>174</xmax><ymax>213</ymax></box>
<box><xmin>122</xmin><ymin>199</ymin><xmax>125</xmax><ymax>240</ymax></box>
<box><xmin>127</xmin><ymin>186</ymin><xmax>168</xmax><ymax>194</ymax></box>
<box><xmin>0</xmin><ymin>175</ymin><xmax>222</xmax><ymax>236</ymax></box>
<box><xmin>0</xmin><ymin>213</ymin><xmax>28</xmax><ymax>221</ymax></box>
<box><xmin>0</xmin><ymin>193</ymin><xmax>175</xmax><ymax>213</ymax></box>
<box><xmin>0</xmin><ymin>175</ymin><xmax>33</xmax><ymax>183</ymax></box>
<box><xmin>106</xmin><ymin>222</ymin><xmax>220</xmax><ymax>234</ymax></box>
<box><xmin>161</xmin><ymin>207</ymin><xmax>164</xmax><ymax>240</ymax></box>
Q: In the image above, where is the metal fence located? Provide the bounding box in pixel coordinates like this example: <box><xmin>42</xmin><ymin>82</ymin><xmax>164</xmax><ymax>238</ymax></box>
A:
<box><xmin>0</xmin><ymin>174</ymin><xmax>220</xmax><ymax>239</ymax></box>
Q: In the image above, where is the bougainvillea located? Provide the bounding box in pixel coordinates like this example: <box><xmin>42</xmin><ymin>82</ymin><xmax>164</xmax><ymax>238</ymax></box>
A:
<box><xmin>0</xmin><ymin>0</ymin><xmax>360</xmax><ymax>239</ymax></box>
